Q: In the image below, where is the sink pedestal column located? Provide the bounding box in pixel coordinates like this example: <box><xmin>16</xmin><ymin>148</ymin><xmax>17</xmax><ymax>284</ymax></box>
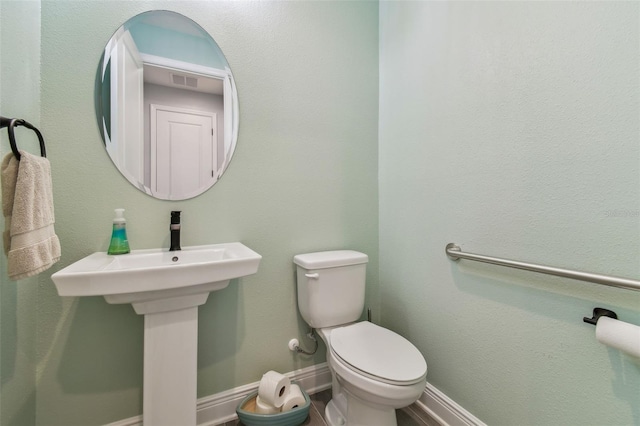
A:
<box><xmin>134</xmin><ymin>293</ymin><xmax>210</xmax><ymax>426</ymax></box>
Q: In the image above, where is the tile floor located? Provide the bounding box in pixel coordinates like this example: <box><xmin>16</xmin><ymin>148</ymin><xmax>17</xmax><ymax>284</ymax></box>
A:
<box><xmin>224</xmin><ymin>388</ymin><xmax>441</xmax><ymax>426</ymax></box>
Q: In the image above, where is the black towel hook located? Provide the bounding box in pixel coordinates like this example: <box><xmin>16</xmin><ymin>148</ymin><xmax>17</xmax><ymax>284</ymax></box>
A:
<box><xmin>583</xmin><ymin>307</ymin><xmax>618</xmax><ymax>326</ymax></box>
<box><xmin>0</xmin><ymin>116</ymin><xmax>47</xmax><ymax>161</ymax></box>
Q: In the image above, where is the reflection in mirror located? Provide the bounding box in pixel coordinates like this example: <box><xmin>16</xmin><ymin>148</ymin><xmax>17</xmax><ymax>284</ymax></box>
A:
<box><xmin>96</xmin><ymin>11</ymin><xmax>238</xmax><ymax>200</ymax></box>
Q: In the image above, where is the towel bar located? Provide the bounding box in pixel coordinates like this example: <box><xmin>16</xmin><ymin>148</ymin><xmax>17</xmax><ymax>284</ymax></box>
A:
<box><xmin>446</xmin><ymin>243</ymin><xmax>640</xmax><ymax>292</ymax></box>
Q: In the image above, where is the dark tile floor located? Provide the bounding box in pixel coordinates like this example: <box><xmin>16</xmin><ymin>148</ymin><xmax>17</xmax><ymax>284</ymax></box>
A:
<box><xmin>224</xmin><ymin>388</ymin><xmax>441</xmax><ymax>426</ymax></box>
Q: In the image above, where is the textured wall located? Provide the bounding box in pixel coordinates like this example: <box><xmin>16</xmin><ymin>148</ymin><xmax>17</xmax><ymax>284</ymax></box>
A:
<box><xmin>8</xmin><ymin>1</ymin><xmax>637</xmax><ymax>425</ymax></box>
<box><xmin>0</xmin><ymin>1</ymin><xmax>41</xmax><ymax>425</ymax></box>
<box><xmin>32</xmin><ymin>1</ymin><xmax>378</xmax><ymax>424</ymax></box>
<box><xmin>379</xmin><ymin>2</ymin><xmax>640</xmax><ymax>425</ymax></box>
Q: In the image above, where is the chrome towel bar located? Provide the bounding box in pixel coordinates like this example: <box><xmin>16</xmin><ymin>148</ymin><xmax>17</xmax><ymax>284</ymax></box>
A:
<box><xmin>446</xmin><ymin>243</ymin><xmax>640</xmax><ymax>292</ymax></box>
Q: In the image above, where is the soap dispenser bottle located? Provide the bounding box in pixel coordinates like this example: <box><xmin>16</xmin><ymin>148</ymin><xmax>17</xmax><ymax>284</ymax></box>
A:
<box><xmin>108</xmin><ymin>208</ymin><xmax>130</xmax><ymax>255</ymax></box>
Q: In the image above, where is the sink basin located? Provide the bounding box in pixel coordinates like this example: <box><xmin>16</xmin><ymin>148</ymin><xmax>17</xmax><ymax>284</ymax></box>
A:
<box><xmin>52</xmin><ymin>242</ymin><xmax>261</xmax><ymax>311</ymax></box>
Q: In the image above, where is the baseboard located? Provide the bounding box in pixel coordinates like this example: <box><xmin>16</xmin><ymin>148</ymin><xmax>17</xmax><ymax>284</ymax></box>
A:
<box><xmin>106</xmin><ymin>363</ymin><xmax>486</xmax><ymax>426</ymax></box>
<box><xmin>105</xmin><ymin>363</ymin><xmax>332</xmax><ymax>426</ymax></box>
<box><xmin>105</xmin><ymin>415</ymin><xmax>141</xmax><ymax>426</ymax></box>
<box><xmin>197</xmin><ymin>363</ymin><xmax>332</xmax><ymax>426</ymax></box>
<box><xmin>416</xmin><ymin>383</ymin><xmax>486</xmax><ymax>426</ymax></box>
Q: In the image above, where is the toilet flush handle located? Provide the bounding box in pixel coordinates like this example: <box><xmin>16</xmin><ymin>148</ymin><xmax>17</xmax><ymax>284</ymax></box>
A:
<box><xmin>305</xmin><ymin>273</ymin><xmax>319</xmax><ymax>279</ymax></box>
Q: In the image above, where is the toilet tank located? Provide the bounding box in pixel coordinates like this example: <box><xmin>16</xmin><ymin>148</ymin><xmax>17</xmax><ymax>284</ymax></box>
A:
<box><xmin>293</xmin><ymin>250</ymin><xmax>368</xmax><ymax>328</ymax></box>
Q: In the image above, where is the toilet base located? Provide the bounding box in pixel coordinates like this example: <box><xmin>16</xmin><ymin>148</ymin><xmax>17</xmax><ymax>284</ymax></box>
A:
<box><xmin>325</xmin><ymin>393</ymin><xmax>397</xmax><ymax>426</ymax></box>
<box><xmin>325</xmin><ymin>398</ymin><xmax>346</xmax><ymax>426</ymax></box>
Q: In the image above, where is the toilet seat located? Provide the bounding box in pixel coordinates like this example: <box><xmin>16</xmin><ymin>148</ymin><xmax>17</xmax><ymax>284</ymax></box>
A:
<box><xmin>329</xmin><ymin>322</ymin><xmax>427</xmax><ymax>386</ymax></box>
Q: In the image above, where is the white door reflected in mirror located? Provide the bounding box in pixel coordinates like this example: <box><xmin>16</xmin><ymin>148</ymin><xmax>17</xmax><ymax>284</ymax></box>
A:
<box><xmin>151</xmin><ymin>105</ymin><xmax>217</xmax><ymax>200</ymax></box>
<box><xmin>96</xmin><ymin>11</ymin><xmax>239</xmax><ymax>200</ymax></box>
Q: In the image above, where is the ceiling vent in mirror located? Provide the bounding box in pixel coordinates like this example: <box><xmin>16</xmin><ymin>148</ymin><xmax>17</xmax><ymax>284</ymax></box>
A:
<box><xmin>171</xmin><ymin>73</ymin><xmax>198</xmax><ymax>89</ymax></box>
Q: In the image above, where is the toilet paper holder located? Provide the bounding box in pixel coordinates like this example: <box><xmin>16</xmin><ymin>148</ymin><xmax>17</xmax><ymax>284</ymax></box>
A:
<box><xmin>583</xmin><ymin>307</ymin><xmax>618</xmax><ymax>325</ymax></box>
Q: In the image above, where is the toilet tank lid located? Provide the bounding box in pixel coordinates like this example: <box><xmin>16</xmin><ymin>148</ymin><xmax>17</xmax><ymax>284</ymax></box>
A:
<box><xmin>294</xmin><ymin>250</ymin><xmax>368</xmax><ymax>269</ymax></box>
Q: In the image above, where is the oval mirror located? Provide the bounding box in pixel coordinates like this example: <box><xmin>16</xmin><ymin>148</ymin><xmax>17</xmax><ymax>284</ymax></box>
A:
<box><xmin>95</xmin><ymin>11</ymin><xmax>239</xmax><ymax>200</ymax></box>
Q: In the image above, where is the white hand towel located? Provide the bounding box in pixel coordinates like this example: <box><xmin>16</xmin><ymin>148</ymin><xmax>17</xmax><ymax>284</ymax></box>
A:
<box><xmin>2</xmin><ymin>153</ymin><xmax>18</xmax><ymax>253</ymax></box>
<box><xmin>1</xmin><ymin>151</ymin><xmax>61</xmax><ymax>280</ymax></box>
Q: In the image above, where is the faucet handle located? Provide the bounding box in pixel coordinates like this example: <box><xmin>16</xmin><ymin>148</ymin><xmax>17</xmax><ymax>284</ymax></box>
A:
<box><xmin>171</xmin><ymin>211</ymin><xmax>181</xmax><ymax>224</ymax></box>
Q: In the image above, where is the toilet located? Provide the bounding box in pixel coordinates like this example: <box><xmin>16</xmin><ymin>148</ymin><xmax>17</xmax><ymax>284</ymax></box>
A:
<box><xmin>294</xmin><ymin>250</ymin><xmax>427</xmax><ymax>426</ymax></box>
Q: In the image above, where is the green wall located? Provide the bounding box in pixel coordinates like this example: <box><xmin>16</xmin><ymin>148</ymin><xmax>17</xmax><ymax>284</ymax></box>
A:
<box><xmin>379</xmin><ymin>2</ymin><xmax>640</xmax><ymax>425</ymax></box>
<box><xmin>0</xmin><ymin>1</ymin><xmax>41</xmax><ymax>425</ymax></box>
<box><xmin>3</xmin><ymin>1</ymin><xmax>640</xmax><ymax>425</ymax></box>
<box><xmin>2</xmin><ymin>1</ymin><xmax>379</xmax><ymax>424</ymax></box>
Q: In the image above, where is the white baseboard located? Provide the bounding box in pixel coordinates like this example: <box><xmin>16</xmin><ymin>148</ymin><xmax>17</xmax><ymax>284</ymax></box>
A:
<box><xmin>197</xmin><ymin>363</ymin><xmax>332</xmax><ymax>426</ymax></box>
<box><xmin>416</xmin><ymin>383</ymin><xmax>486</xmax><ymax>426</ymax></box>
<box><xmin>106</xmin><ymin>363</ymin><xmax>485</xmax><ymax>426</ymax></box>
<box><xmin>105</xmin><ymin>415</ymin><xmax>141</xmax><ymax>426</ymax></box>
<box><xmin>105</xmin><ymin>363</ymin><xmax>332</xmax><ymax>426</ymax></box>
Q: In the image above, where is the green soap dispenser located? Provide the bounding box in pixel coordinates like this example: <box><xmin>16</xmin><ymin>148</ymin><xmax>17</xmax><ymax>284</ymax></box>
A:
<box><xmin>108</xmin><ymin>208</ymin><xmax>130</xmax><ymax>255</ymax></box>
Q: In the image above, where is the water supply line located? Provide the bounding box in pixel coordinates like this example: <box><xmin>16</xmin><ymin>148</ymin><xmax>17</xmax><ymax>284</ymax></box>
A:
<box><xmin>288</xmin><ymin>328</ymin><xmax>318</xmax><ymax>355</ymax></box>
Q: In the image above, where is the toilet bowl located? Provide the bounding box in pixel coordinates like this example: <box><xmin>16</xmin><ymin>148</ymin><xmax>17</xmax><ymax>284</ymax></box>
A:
<box><xmin>294</xmin><ymin>251</ymin><xmax>428</xmax><ymax>426</ymax></box>
<box><xmin>319</xmin><ymin>322</ymin><xmax>427</xmax><ymax>426</ymax></box>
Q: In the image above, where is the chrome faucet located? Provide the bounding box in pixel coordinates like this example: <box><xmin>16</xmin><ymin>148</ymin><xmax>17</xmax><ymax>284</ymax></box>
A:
<box><xmin>170</xmin><ymin>211</ymin><xmax>181</xmax><ymax>251</ymax></box>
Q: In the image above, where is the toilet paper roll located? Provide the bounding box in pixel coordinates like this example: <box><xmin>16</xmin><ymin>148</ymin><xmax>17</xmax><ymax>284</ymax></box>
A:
<box><xmin>281</xmin><ymin>384</ymin><xmax>306</xmax><ymax>412</ymax></box>
<box><xmin>596</xmin><ymin>317</ymin><xmax>640</xmax><ymax>358</ymax></box>
<box><xmin>258</xmin><ymin>370</ymin><xmax>291</xmax><ymax>408</ymax></box>
<box><xmin>255</xmin><ymin>395</ymin><xmax>280</xmax><ymax>414</ymax></box>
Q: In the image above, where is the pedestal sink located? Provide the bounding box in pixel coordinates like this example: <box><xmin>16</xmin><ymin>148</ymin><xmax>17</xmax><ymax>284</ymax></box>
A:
<box><xmin>52</xmin><ymin>242</ymin><xmax>261</xmax><ymax>425</ymax></box>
